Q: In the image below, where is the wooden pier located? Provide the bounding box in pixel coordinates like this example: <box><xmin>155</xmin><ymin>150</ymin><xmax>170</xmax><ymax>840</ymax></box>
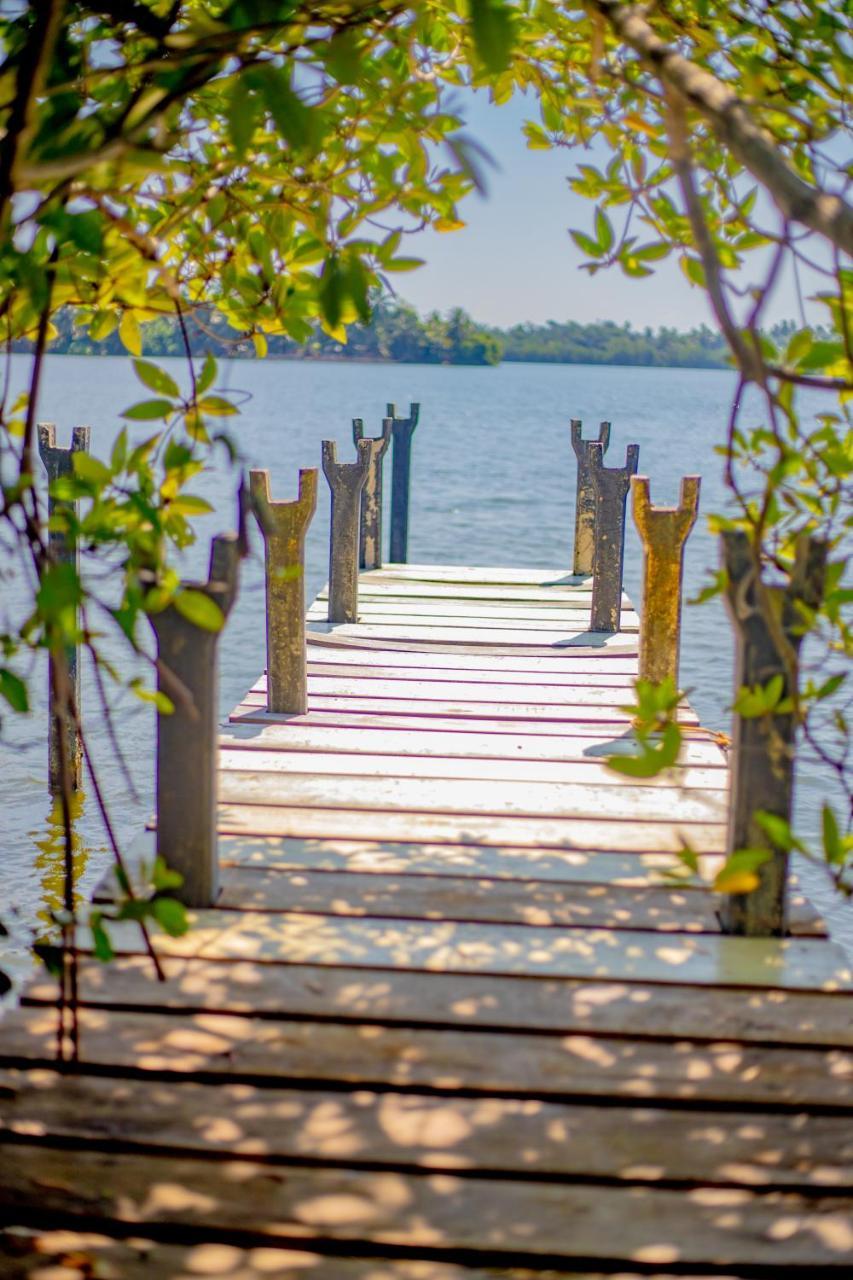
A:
<box><xmin>2</xmin><ymin>563</ymin><xmax>852</xmax><ymax>1277</ymax></box>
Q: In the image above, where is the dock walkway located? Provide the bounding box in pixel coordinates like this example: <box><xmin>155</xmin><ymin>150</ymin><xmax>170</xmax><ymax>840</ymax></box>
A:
<box><xmin>2</xmin><ymin>563</ymin><xmax>852</xmax><ymax>1278</ymax></box>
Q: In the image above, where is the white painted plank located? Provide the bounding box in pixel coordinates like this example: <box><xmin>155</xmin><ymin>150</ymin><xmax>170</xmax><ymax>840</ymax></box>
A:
<box><xmin>307</xmin><ymin>621</ymin><xmax>639</xmax><ymax>649</ymax></box>
<box><xmin>305</xmin><ymin>631</ymin><xmax>639</xmax><ymax>659</ymax></box>
<box><xmin>308</xmin><ymin>605</ymin><xmax>641</xmax><ymax>633</ymax></box>
<box><xmin>240</xmin><ymin>690</ymin><xmax>696</xmax><ymax>726</ymax></box>
<box><xmin>217</xmin><ymin>769</ymin><xmax>727</xmax><ymax>824</ymax></box>
<box><xmin>366</xmin><ymin>564</ymin><xmax>586</xmax><ymax>585</ymax></box>
<box><xmin>307</xmin><ymin>660</ymin><xmax>638</xmax><ymax>688</ymax></box>
<box><xmin>306</xmin><ymin>643</ymin><xmax>641</xmax><ymax>676</ymax></box>
<box><xmin>99</xmin><ymin>909</ymin><xmax>852</xmax><ymax>991</ymax></box>
<box><xmin>229</xmin><ymin>704</ymin><xmax>717</xmax><ymax>742</ymax></box>
<box><xmin>257</xmin><ymin>674</ymin><xmax>661</xmax><ymax>708</ymax></box>
<box><xmin>215</xmin><ymin>803</ymin><xmax>727</xmax><ymax>852</ymax></box>
<box><xmin>311</xmin><ymin>600</ymin><xmax>639</xmax><ymax>625</ymax></box>
<box><xmin>221</xmin><ymin>722</ymin><xmax>729</xmax><ymax>767</ymax></box>
<box><xmin>342</xmin><ymin>580</ymin><xmax>613</xmax><ymax>602</ymax></box>
<box><xmin>218</xmin><ymin>744</ymin><xmax>728</xmax><ymax>789</ymax></box>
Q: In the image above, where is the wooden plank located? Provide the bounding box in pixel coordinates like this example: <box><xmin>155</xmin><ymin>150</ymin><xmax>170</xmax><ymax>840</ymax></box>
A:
<box><xmin>90</xmin><ymin>907</ymin><xmax>849</xmax><ymax>992</ymax></box>
<box><xmin>308</xmin><ymin>622</ymin><xmax>639</xmax><ymax>649</ymax></box>
<box><xmin>340</xmin><ymin>580</ymin><xmax>611</xmax><ymax>601</ymax></box>
<box><xmin>305</xmin><ymin>631</ymin><xmax>639</xmax><ymax>659</ymax></box>
<box><xmin>229</xmin><ymin>706</ymin><xmax>715</xmax><ymax>741</ymax></box>
<box><xmin>215</xmin><ymin>803</ymin><xmax>727</xmax><ymax>852</ymax></box>
<box><xmin>22</xmin><ymin>955</ymin><xmax>853</xmax><ymax>1047</ymax></box>
<box><xmin>217</xmin><ymin>772</ymin><xmax>725</xmax><ymax>824</ymax></box>
<box><xmin>306</xmin><ymin>645</ymin><xmax>642</xmax><ymax>676</ymax></box>
<box><xmin>259</xmin><ymin>675</ymin><xmax>654</xmax><ymax>708</ymax></box>
<box><xmin>206</xmin><ymin>867</ymin><xmax>818</xmax><ymax>935</ymax></box>
<box><xmin>218</xmin><ymin>746</ymin><xmax>728</xmax><ymax>791</ymax></box>
<box><xmin>308</xmin><ymin>601</ymin><xmax>640</xmax><ymax>629</ymax></box>
<box><xmin>3</xmin><ymin>1005</ymin><xmax>853</xmax><ymax>1107</ymax></box>
<box><xmin>307</xmin><ymin>660</ymin><xmax>639</xmax><ymax>688</ymax></box>
<box><xmin>2</xmin><ymin>1070</ymin><xmax>849</xmax><ymax>1189</ymax></box>
<box><xmin>0</xmin><ymin>1232</ymin><xmax>708</xmax><ymax>1280</ymax></box>
<box><xmin>365</xmin><ymin>564</ymin><xmax>588</xmax><ymax>585</ymax></box>
<box><xmin>220</xmin><ymin>724</ymin><xmax>729</xmax><ymax>768</ymax></box>
<box><xmin>3</xmin><ymin>1145</ymin><xmax>853</xmax><ymax>1266</ymax></box>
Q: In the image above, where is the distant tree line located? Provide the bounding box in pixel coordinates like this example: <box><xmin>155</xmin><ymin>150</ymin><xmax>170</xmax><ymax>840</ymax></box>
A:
<box><xmin>26</xmin><ymin>302</ymin><xmax>809</xmax><ymax>372</ymax></box>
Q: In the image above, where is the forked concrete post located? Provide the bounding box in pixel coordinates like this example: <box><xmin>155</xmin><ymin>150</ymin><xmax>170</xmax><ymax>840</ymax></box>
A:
<box><xmin>632</xmin><ymin>474</ymin><xmax>701</xmax><ymax>687</ymax></box>
<box><xmin>570</xmin><ymin>419</ymin><xmax>611</xmax><ymax>576</ymax></box>
<box><xmin>720</xmin><ymin>531</ymin><xmax>826</xmax><ymax>937</ymax></box>
<box><xmin>589</xmin><ymin>441</ymin><xmax>640</xmax><ymax>633</ymax></box>
<box><xmin>352</xmin><ymin>416</ymin><xmax>391</xmax><ymax>570</ymax></box>
<box><xmin>37</xmin><ymin>423</ymin><xmax>91</xmax><ymax>793</ymax></box>
<box><xmin>387</xmin><ymin>401</ymin><xmax>420</xmax><ymax>564</ymax></box>
<box><xmin>322</xmin><ymin>439</ymin><xmax>371</xmax><ymax>623</ymax></box>
<box><xmin>249</xmin><ymin>468</ymin><xmax>317</xmax><ymax>714</ymax></box>
<box><xmin>151</xmin><ymin>533</ymin><xmax>240</xmax><ymax>907</ymax></box>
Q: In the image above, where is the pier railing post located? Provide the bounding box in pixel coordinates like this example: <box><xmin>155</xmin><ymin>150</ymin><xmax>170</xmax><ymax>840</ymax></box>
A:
<box><xmin>720</xmin><ymin>530</ymin><xmax>827</xmax><ymax>936</ymax></box>
<box><xmin>322</xmin><ymin>439</ymin><xmax>371</xmax><ymax>623</ymax></box>
<box><xmin>589</xmin><ymin>441</ymin><xmax>640</xmax><ymax>633</ymax></box>
<box><xmin>352</xmin><ymin>416</ymin><xmax>391</xmax><ymax>570</ymax></box>
<box><xmin>387</xmin><ymin>401</ymin><xmax>419</xmax><ymax>564</ymax></box>
<box><xmin>37</xmin><ymin>423</ymin><xmax>91</xmax><ymax>793</ymax></box>
<box><xmin>570</xmin><ymin>419</ymin><xmax>611</xmax><ymax>576</ymax></box>
<box><xmin>631</xmin><ymin>475</ymin><xmax>701</xmax><ymax>686</ymax></box>
<box><xmin>150</xmin><ymin>532</ymin><xmax>240</xmax><ymax>907</ymax></box>
<box><xmin>249</xmin><ymin>467</ymin><xmax>317</xmax><ymax>714</ymax></box>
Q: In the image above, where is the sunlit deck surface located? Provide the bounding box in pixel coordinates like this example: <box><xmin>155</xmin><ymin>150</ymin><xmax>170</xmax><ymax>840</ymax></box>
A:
<box><xmin>2</xmin><ymin>563</ymin><xmax>852</xmax><ymax>1278</ymax></box>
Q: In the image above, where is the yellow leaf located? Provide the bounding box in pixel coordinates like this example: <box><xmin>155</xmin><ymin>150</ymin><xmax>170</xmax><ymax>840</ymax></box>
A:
<box><xmin>119</xmin><ymin>311</ymin><xmax>142</xmax><ymax>356</ymax></box>
<box><xmin>714</xmin><ymin>869</ymin><xmax>759</xmax><ymax>895</ymax></box>
<box><xmin>434</xmin><ymin>217</ymin><xmax>466</xmax><ymax>232</ymax></box>
<box><xmin>252</xmin><ymin>331</ymin><xmax>268</xmax><ymax>358</ymax></box>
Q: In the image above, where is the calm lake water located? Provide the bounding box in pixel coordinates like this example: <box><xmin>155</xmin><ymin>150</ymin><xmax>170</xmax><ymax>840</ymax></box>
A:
<box><xmin>1</xmin><ymin>354</ymin><xmax>849</xmax><ymax>990</ymax></box>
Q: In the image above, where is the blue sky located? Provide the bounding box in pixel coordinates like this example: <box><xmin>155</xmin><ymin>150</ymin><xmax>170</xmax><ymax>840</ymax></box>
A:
<box><xmin>398</xmin><ymin>92</ymin><xmax>812</xmax><ymax>331</ymax></box>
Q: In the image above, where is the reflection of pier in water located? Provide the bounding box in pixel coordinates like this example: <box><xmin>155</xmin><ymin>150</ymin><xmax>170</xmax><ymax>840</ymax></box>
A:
<box><xmin>2</xmin><ymin>561</ymin><xmax>852</xmax><ymax>1276</ymax></box>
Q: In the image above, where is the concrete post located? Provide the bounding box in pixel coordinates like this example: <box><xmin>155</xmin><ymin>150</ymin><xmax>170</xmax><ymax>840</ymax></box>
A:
<box><xmin>589</xmin><ymin>441</ymin><xmax>640</xmax><ymax>633</ymax></box>
<box><xmin>570</xmin><ymin>419</ymin><xmax>610</xmax><ymax>576</ymax></box>
<box><xmin>386</xmin><ymin>402</ymin><xmax>419</xmax><ymax>564</ymax></box>
<box><xmin>322</xmin><ymin>439</ymin><xmax>371</xmax><ymax>624</ymax></box>
<box><xmin>352</xmin><ymin>416</ymin><xmax>391</xmax><ymax>570</ymax></box>
<box><xmin>631</xmin><ymin>475</ymin><xmax>701</xmax><ymax>686</ymax></box>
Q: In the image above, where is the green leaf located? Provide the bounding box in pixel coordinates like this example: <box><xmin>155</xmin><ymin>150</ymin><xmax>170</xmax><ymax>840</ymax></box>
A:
<box><xmin>227</xmin><ymin>76</ymin><xmax>260</xmax><ymax>157</ymax></box>
<box><xmin>196</xmin><ymin>354</ymin><xmax>217</xmax><ymax>396</ymax></box>
<box><xmin>198</xmin><ymin>395</ymin><xmax>237</xmax><ymax>417</ymax></box>
<box><xmin>822</xmin><ymin>804</ymin><xmax>843</xmax><ymax>865</ymax></box>
<box><xmin>594</xmin><ymin>206</ymin><xmax>614</xmax><ymax>254</ymax></box>
<box><xmin>111</xmin><ymin>427</ymin><xmax>128</xmax><ymax>473</ymax></box>
<box><xmin>130</xmin><ymin>678</ymin><xmax>174</xmax><ymax>714</ymax></box>
<box><xmin>119</xmin><ymin>311</ymin><xmax>142</xmax><ymax>356</ymax></box>
<box><xmin>570</xmin><ymin>229</ymin><xmax>603</xmax><ymax>258</ymax></box>
<box><xmin>255</xmin><ymin>66</ymin><xmax>315</xmax><ymax>151</ymax></box>
<box><xmin>151</xmin><ymin>857</ymin><xmax>184</xmax><ymax>892</ymax></box>
<box><xmin>173</xmin><ymin>589</ymin><xmax>224</xmax><ymax>632</ymax></box>
<box><xmin>133</xmin><ymin>359</ymin><xmax>180</xmax><ymax>398</ymax></box>
<box><xmin>0</xmin><ymin>668</ymin><xmax>29</xmax><ymax>713</ymax></box>
<box><xmin>90</xmin><ymin>911</ymin><xmax>115</xmax><ymax>963</ymax></box>
<box><xmin>151</xmin><ymin>896</ymin><xmax>189</xmax><ymax>937</ymax></box>
<box><xmin>470</xmin><ymin>0</ymin><xmax>516</xmax><ymax>73</ymax></box>
<box><xmin>168</xmin><ymin>495</ymin><xmax>214</xmax><ymax>516</ymax></box>
<box><xmin>72</xmin><ymin>452</ymin><xmax>112</xmax><ymax>486</ymax></box>
<box><xmin>121</xmin><ymin>399</ymin><xmax>175</xmax><ymax>421</ymax></box>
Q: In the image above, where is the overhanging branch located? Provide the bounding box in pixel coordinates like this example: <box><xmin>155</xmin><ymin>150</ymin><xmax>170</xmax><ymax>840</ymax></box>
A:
<box><xmin>593</xmin><ymin>0</ymin><xmax>853</xmax><ymax>257</ymax></box>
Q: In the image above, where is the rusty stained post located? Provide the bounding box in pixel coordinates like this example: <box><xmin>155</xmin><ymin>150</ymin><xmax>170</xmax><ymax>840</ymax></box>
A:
<box><xmin>37</xmin><ymin>423</ymin><xmax>91</xmax><ymax>793</ymax></box>
<box><xmin>352</xmin><ymin>416</ymin><xmax>391</xmax><ymax>570</ymax></box>
<box><xmin>322</xmin><ymin>439</ymin><xmax>371</xmax><ymax>623</ymax></box>
<box><xmin>570</xmin><ymin>419</ymin><xmax>611</xmax><ymax>576</ymax></box>
<box><xmin>631</xmin><ymin>474</ymin><xmax>701</xmax><ymax>687</ymax></box>
<box><xmin>589</xmin><ymin>440</ymin><xmax>640</xmax><ymax>633</ymax></box>
<box><xmin>249</xmin><ymin>467</ymin><xmax>317</xmax><ymax>715</ymax></box>
<box><xmin>720</xmin><ymin>531</ymin><xmax>826</xmax><ymax>937</ymax></box>
<box><xmin>150</xmin><ymin>533</ymin><xmax>240</xmax><ymax>907</ymax></box>
<box><xmin>387</xmin><ymin>401</ymin><xmax>419</xmax><ymax>564</ymax></box>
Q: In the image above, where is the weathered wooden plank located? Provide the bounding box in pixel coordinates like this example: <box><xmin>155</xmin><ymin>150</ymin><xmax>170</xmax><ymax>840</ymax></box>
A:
<box><xmin>3</xmin><ymin>1005</ymin><xmax>853</xmax><ymax>1107</ymax></box>
<box><xmin>306</xmin><ymin>644</ymin><xmax>641</xmax><ymax>676</ymax></box>
<box><xmin>308</xmin><ymin>622</ymin><xmax>639</xmax><ymax>649</ymax></box>
<box><xmin>229</xmin><ymin>706</ymin><xmax>715</xmax><ymax>742</ymax></box>
<box><xmin>219</xmin><ymin>746</ymin><xmax>728</xmax><ymax>791</ymax></box>
<box><xmin>220</xmin><ymin>723</ymin><xmax>729</xmax><ymax>768</ymax></box>
<box><xmin>307</xmin><ymin>660</ymin><xmax>639</xmax><ymax>688</ymax></box>
<box><xmin>215</xmin><ymin>803</ymin><xmax>727</xmax><ymax>853</ymax></box>
<box><xmin>3</xmin><ymin>1144</ymin><xmax>853</xmax><ymax>1266</ymax></box>
<box><xmin>22</xmin><ymin>955</ymin><xmax>853</xmax><ymax>1047</ymax></box>
<box><xmin>307</xmin><ymin>601</ymin><xmax>640</xmax><ymax>629</ymax></box>
<box><xmin>217</xmin><ymin>771</ymin><xmax>724</xmax><ymax>824</ymax></box>
<box><xmin>258</xmin><ymin>674</ymin><xmax>655</xmax><ymax>708</ymax></box>
<box><xmin>305</xmin><ymin>631</ymin><xmax>639</xmax><ymax>659</ymax></box>
<box><xmin>337</xmin><ymin>580</ymin><xmax>609</xmax><ymax>601</ymax></box>
<box><xmin>89</xmin><ymin>906</ymin><xmax>849</xmax><ymax>991</ymax></box>
<box><xmin>2</xmin><ymin>1070</ymin><xmax>848</xmax><ymax>1189</ymax></box>
<box><xmin>365</xmin><ymin>565</ymin><xmax>587</xmax><ymax>585</ymax></box>
<box><xmin>208</xmin><ymin>867</ymin><xmax>818</xmax><ymax>935</ymax></box>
